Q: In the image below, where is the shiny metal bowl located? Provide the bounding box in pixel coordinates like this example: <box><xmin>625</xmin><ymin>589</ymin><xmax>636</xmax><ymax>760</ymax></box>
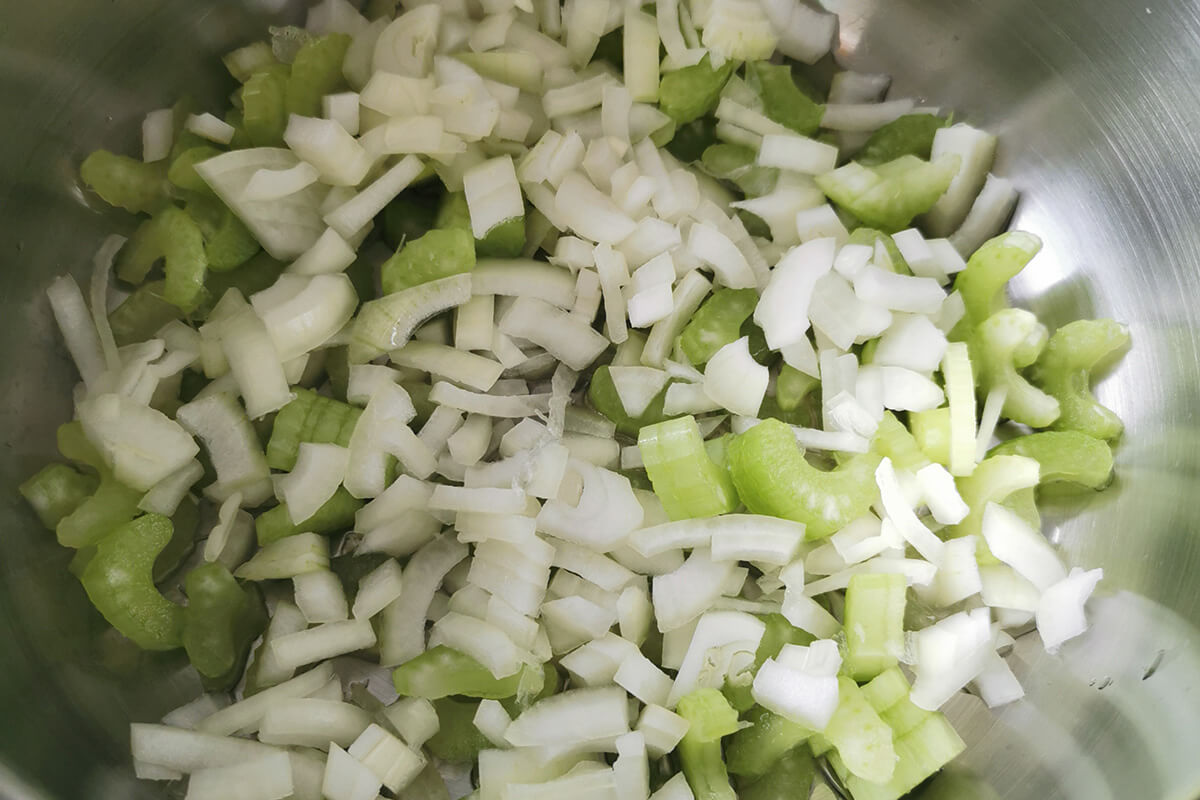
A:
<box><xmin>2</xmin><ymin>1</ymin><xmax>1199</xmax><ymax>798</ymax></box>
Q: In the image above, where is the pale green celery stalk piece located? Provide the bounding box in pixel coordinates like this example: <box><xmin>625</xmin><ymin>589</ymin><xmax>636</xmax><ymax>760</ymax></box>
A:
<box><xmin>79</xmin><ymin>150</ymin><xmax>169</xmax><ymax>215</ymax></box>
<box><xmin>970</xmin><ymin>308</ymin><xmax>1061</xmax><ymax>428</ymax></box>
<box><xmin>822</xmin><ymin>676</ymin><xmax>896</xmax><ymax>785</ymax></box>
<box><xmin>836</xmin><ymin>713</ymin><xmax>965</xmax><ymax>800</ymax></box>
<box><xmin>726</xmin><ymin>705</ymin><xmax>812</xmax><ymax>778</ymax></box>
<box><xmin>872</xmin><ymin>412</ymin><xmax>932</xmax><ymax>472</ymax></box>
<box><xmin>775</xmin><ymin>364</ymin><xmax>818</xmax><ymax>413</ymax></box>
<box><xmin>382</xmin><ymin>228</ymin><xmax>477</xmax><ymax>295</ymax></box>
<box><xmin>680</xmin><ymin>288</ymin><xmax>758</xmax><ymax>365</ymax></box>
<box><xmin>989</xmin><ymin>430</ymin><xmax>1114</xmax><ymax>489</ymax></box>
<box><xmin>843</xmin><ymin>573</ymin><xmax>906</xmax><ymax>681</ymax></box>
<box><xmin>727</xmin><ymin>418</ymin><xmax>881</xmax><ymax>539</ymax></box>
<box><xmin>392</xmin><ymin>645</ymin><xmax>524</xmax><ymax>700</ymax></box>
<box><xmin>856</xmin><ymin>114</ymin><xmax>952</xmax><ymax>166</ymax></box>
<box><xmin>638</xmin><ymin>416</ymin><xmax>739</xmax><ymax>520</ymax></box>
<box><xmin>737</xmin><ymin>745</ymin><xmax>816</xmax><ymax>800</ymax></box>
<box><xmin>949</xmin><ymin>454</ymin><xmax>1040</xmax><ymax>563</ymax></box>
<box><xmin>676</xmin><ymin>689</ymin><xmax>739</xmax><ymax>800</ymax></box>
<box><xmin>950</xmin><ymin>231</ymin><xmax>1042</xmax><ymax>338</ymax></box>
<box><xmin>19</xmin><ymin>463</ymin><xmax>99</xmax><ymax>530</ymax></box>
<box><xmin>659</xmin><ymin>55</ymin><xmax>737</xmax><ymax>126</ymax></box>
<box><xmin>1032</xmin><ymin>319</ymin><xmax>1131</xmax><ymax>441</ymax></box>
<box><xmin>909</xmin><ymin>407</ymin><xmax>951</xmax><ymax>467</ymax></box>
<box><xmin>815</xmin><ymin>154</ymin><xmax>961</xmax><ymax>233</ymax></box>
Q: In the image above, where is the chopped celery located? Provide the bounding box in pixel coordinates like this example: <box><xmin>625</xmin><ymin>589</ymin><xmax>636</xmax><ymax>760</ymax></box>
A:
<box><xmin>970</xmin><ymin>309</ymin><xmax>1060</xmax><ymax>428</ymax></box>
<box><xmin>187</xmin><ymin>196</ymin><xmax>261</xmax><ymax>271</ymax></box>
<box><xmin>19</xmin><ymin>463</ymin><xmax>99</xmax><ymax>530</ymax></box>
<box><xmin>843</xmin><ymin>573</ymin><xmax>906</xmax><ymax>681</ymax></box>
<box><xmin>284</xmin><ymin>33</ymin><xmax>352</xmax><ymax>117</ymax></box>
<box><xmin>838</xmin><ymin>713</ymin><xmax>965</xmax><ymax>800</ymax></box>
<box><xmin>872</xmin><ymin>411</ymin><xmax>933</xmax><ymax>473</ymax></box>
<box><xmin>56</xmin><ymin>478</ymin><xmax>142</xmax><ymax>549</ymax></box>
<box><xmin>223</xmin><ymin>41</ymin><xmax>277</xmax><ymax>83</ymax></box>
<box><xmin>182</xmin><ymin>562</ymin><xmax>268</xmax><ymax>690</ymax></box>
<box><xmin>638</xmin><ymin>416</ymin><xmax>739</xmax><ymax>520</ymax></box>
<box><xmin>425</xmin><ymin>697</ymin><xmax>493</xmax><ymax>764</ymax></box>
<box><xmin>241</xmin><ymin>66</ymin><xmax>290</xmax><ymax>147</ymax></box>
<box><xmin>823</xmin><ymin>676</ymin><xmax>896</xmax><ymax>784</ymax></box>
<box><xmin>726</xmin><ymin>705</ymin><xmax>813</xmax><ymax>778</ymax></box>
<box><xmin>727</xmin><ymin>419</ymin><xmax>882</xmax><ymax>539</ymax></box>
<box><xmin>168</xmin><ymin>146</ymin><xmax>224</xmax><ymax>194</ymax></box>
<box><xmin>114</xmin><ymin>206</ymin><xmax>208</xmax><ymax>313</ymax></box>
<box><xmin>475</xmin><ymin>215</ymin><xmax>526</xmax><ymax>259</ymax></box>
<box><xmin>266</xmin><ymin>389</ymin><xmax>362</xmax><ymax>471</ymax></box>
<box><xmin>909</xmin><ymin>407</ymin><xmax>951</xmax><ymax>467</ymax></box>
<box><xmin>108</xmin><ymin>281</ymin><xmax>181</xmax><ymax>346</ymax></box>
<box><xmin>737</xmin><ymin>745</ymin><xmax>816</xmax><ymax>800</ymax></box>
<box><xmin>588</xmin><ymin>365</ymin><xmax>671</xmax><ymax>438</ymax></box>
<box><xmin>255</xmin><ymin>487</ymin><xmax>362</xmax><ymax>545</ymax></box>
<box><xmin>381</xmin><ymin>228</ymin><xmax>476</xmax><ymax>295</ymax></box>
<box><xmin>776</xmin><ymin>364</ymin><xmax>819</xmax><ymax>413</ymax></box>
<box><xmin>701</xmin><ymin>143</ymin><xmax>778</xmax><ymax>197</ymax></box>
<box><xmin>57</xmin><ymin>420</ymin><xmax>105</xmax><ymax>472</ymax></box>
<box><xmin>989</xmin><ymin>431</ymin><xmax>1113</xmax><ymax>489</ymax></box>
<box><xmin>155</xmin><ymin>494</ymin><xmax>200</xmax><ymax>582</ymax></box>
<box><xmin>435</xmin><ymin>191</ymin><xmax>472</xmax><ymax>232</ymax></box>
<box><xmin>725</xmin><ymin>614</ymin><xmax>814</xmax><ymax>712</ymax></box>
<box><xmin>659</xmin><ymin>55</ymin><xmax>738</xmax><ymax>126</ymax></box>
<box><xmin>949</xmin><ymin>454</ymin><xmax>1040</xmax><ymax>560</ymax></box>
<box><xmin>676</xmin><ymin>689</ymin><xmax>739</xmax><ymax>800</ymax></box>
<box><xmin>746</xmin><ymin>62</ymin><xmax>824</xmax><ymax>136</ymax></box>
<box><xmin>856</xmin><ymin>114</ymin><xmax>952</xmax><ymax>166</ymax></box>
<box><xmin>950</xmin><ymin>231</ymin><xmax>1042</xmax><ymax>337</ymax></box>
<box><xmin>680</xmin><ymin>288</ymin><xmax>758</xmax><ymax>365</ymax></box>
<box><xmin>1032</xmin><ymin>319</ymin><xmax>1130</xmax><ymax>441</ymax></box>
<box><xmin>815</xmin><ymin>154</ymin><xmax>961</xmax><ymax>233</ymax></box>
<box><xmin>79</xmin><ymin>150</ymin><xmax>169</xmax><ymax>215</ymax></box>
<box><xmin>393</xmin><ymin>645</ymin><xmax>526</xmax><ymax>700</ymax></box>
<box><xmin>845</xmin><ymin>227</ymin><xmax>911</xmax><ymax>275</ymax></box>
<box><xmin>79</xmin><ymin>514</ymin><xmax>184</xmax><ymax>650</ymax></box>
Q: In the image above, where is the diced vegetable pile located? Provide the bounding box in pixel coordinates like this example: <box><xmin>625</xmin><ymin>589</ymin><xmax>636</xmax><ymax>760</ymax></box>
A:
<box><xmin>22</xmin><ymin>0</ymin><xmax>1131</xmax><ymax>798</ymax></box>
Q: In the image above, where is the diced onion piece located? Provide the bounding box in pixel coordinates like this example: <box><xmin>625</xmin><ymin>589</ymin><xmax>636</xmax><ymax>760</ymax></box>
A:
<box><xmin>142</xmin><ymin>108</ymin><xmax>174</xmax><ymax>162</ymax></box>
<box><xmin>875</xmin><ymin>458</ymin><xmax>945</xmax><ymax>565</ymax></box>
<box><xmin>373</xmin><ymin>5</ymin><xmax>441</xmax><ymax>76</ymax></box>
<box><xmin>325</xmin><ymin>155</ymin><xmax>425</xmax><ymax>238</ymax></box>
<box><xmin>186</xmin><ymin>112</ymin><xmax>236</xmax><ymax>145</ymax></box>
<box><xmin>252</xmin><ymin>274</ymin><xmax>358</xmax><ymax>361</ymax></box>
<box><xmin>758</xmin><ymin>133</ymin><xmax>839</xmax><ymax>174</ymax></box>
<box><xmin>1035</xmin><ymin>567</ymin><xmax>1103</xmax><ymax>651</ymax></box>
<box><xmin>703</xmin><ymin>336</ymin><xmax>768</xmax><ymax>418</ymax></box>
<box><xmin>686</xmin><ymin>222</ymin><xmax>757</xmax><ymax>289</ymax></box>
<box><xmin>669</xmin><ymin>610</ymin><xmax>765</xmax><ymax>706</ymax></box>
<box><xmin>751</xmin><ymin>641</ymin><xmax>842</xmax><ymax>730</ymax></box>
<box><xmin>653</xmin><ymin>548</ymin><xmax>741</xmax><ymax>632</ymax></box>
<box><xmin>759</xmin><ymin>0</ymin><xmax>837</xmax><ymax>63</ymax></box>
<box><xmin>915</xmin><ymin>463</ymin><xmax>969</xmax><ymax>525</ymax></box>
<box><xmin>755</xmin><ymin>238</ymin><xmax>836</xmax><ymax>350</ymax></box>
<box><xmin>287</xmin><ymin>227</ymin><xmax>356</xmax><ymax>276</ymax></box>
<box><xmin>464</xmin><ymin>155</ymin><xmax>524</xmax><ymax>241</ymax></box>
<box><xmin>924</xmin><ymin>124</ymin><xmax>998</xmax><ymax>237</ymax></box>
<box><xmin>283</xmin><ymin>115</ymin><xmax>371</xmax><ymax>187</ymax></box>
<box><xmin>981</xmin><ymin>502</ymin><xmax>1067</xmax><ymax>590</ymax></box>
<box><xmin>498</xmin><ymin>295</ymin><xmax>609</xmax><ymax>370</ymax></box>
<box><xmin>942</xmin><ymin>342</ymin><xmax>977</xmax><ymax>476</ymax></box>
<box><xmin>505</xmin><ymin>686</ymin><xmax>630</xmax><ymax>748</ymax></box>
<box><xmin>950</xmin><ymin>174</ymin><xmax>1020</xmax><ymax>258</ymax></box>
<box><xmin>909</xmin><ymin>608</ymin><xmax>994</xmax><ymax>711</ymax></box>
<box><xmin>78</xmin><ymin>392</ymin><xmax>200</xmax><ymax>492</ymax></box>
<box><xmin>322</xmin><ymin>743</ymin><xmax>382</xmax><ymax>800</ymax></box>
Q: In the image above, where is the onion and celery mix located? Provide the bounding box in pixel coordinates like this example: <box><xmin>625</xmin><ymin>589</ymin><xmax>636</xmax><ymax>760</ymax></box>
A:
<box><xmin>20</xmin><ymin>0</ymin><xmax>1130</xmax><ymax>798</ymax></box>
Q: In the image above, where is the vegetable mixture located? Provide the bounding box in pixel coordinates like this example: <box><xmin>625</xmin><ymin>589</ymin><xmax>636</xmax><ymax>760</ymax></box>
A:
<box><xmin>23</xmin><ymin>0</ymin><xmax>1130</xmax><ymax>798</ymax></box>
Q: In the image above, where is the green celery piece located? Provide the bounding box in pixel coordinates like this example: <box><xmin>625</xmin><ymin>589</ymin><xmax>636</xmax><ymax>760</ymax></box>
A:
<box><xmin>435</xmin><ymin>191</ymin><xmax>472</xmax><ymax>231</ymax></box>
<box><xmin>1002</xmin><ymin>485</ymin><xmax>1041</xmax><ymax>531</ymax></box>
<box><xmin>20</xmin><ymin>463</ymin><xmax>99</xmax><ymax>530</ymax></box>
<box><xmin>680</xmin><ymin>288</ymin><xmax>758</xmax><ymax>365</ymax></box>
<box><xmin>700</xmin><ymin>143</ymin><xmax>778</xmax><ymax>197</ymax></box>
<box><xmin>182</xmin><ymin>562</ymin><xmax>268</xmax><ymax>690</ymax></box>
<box><xmin>425</xmin><ymin>698</ymin><xmax>494</xmax><ymax>764</ymax></box>
<box><xmin>909</xmin><ymin>407</ymin><xmax>951</xmax><ymax>467</ymax></box>
<box><xmin>330</xmin><ymin>552</ymin><xmax>392</xmax><ymax>606</ymax></box>
<box><xmin>724</xmin><ymin>614</ymin><xmax>813</xmax><ymax>712</ymax></box>
<box><xmin>475</xmin><ymin>215</ymin><xmax>525</xmax><ymax>259</ymax></box>
<box><xmin>266</xmin><ymin>388</ymin><xmax>363</xmax><ymax>471</ymax></box>
<box><xmin>381</xmin><ymin>228</ymin><xmax>477</xmax><ymax>295</ymax></box>
<box><xmin>824</xmin><ymin>676</ymin><xmax>896</xmax><ymax>785</ymax></box>
<box><xmin>880</xmin><ymin>696</ymin><xmax>933</xmax><ymax>740</ymax></box>
<box><xmin>728</xmin><ymin>418</ymin><xmax>882</xmax><ymax>539</ymax></box>
<box><xmin>843</xmin><ymin>573</ymin><xmax>906</xmax><ymax>681</ymax></box>
<box><xmin>872</xmin><ymin>411</ymin><xmax>932</xmax><ymax>473</ymax></box>
<box><xmin>392</xmin><ymin>645</ymin><xmax>524</xmax><ymax>700</ymax></box>
<box><xmin>1031</xmin><ymin>319</ymin><xmax>1130</xmax><ymax>441</ymax></box>
<box><xmin>659</xmin><ymin>55</ymin><xmax>738</xmax><ymax>126</ymax></box>
<box><xmin>638</xmin><ymin>416</ymin><xmax>739</xmax><ymax>520</ymax></box>
<box><xmin>736</xmin><ymin>745</ymin><xmax>816</xmax><ymax>800</ymax></box>
<box><xmin>949</xmin><ymin>454</ymin><xmax>1041</xmax><ymax>562</ymax></box>
<box><xmin>775</xmin><ymin>364</ymin><xmax>819</xmax><ymax>413</ymax></box>
<box><xmin>285</xmin><ymin>33</ymin><xmax>352</xmax><ymax>117</ymax></box>
<box><xmin>970</xmin><ymin>308</ymin><xmax>1061</xmax><ymax>428</ymax></box>
<box><xmin>79</xmin><ymin>150</ymin><xmax>169</xmax><ymax>215</ymax></box>
<box><xmin>989</xmin><ymin>431</ymin><xmax>1114</xmax><ymax>489</ymax></box>
<box><xmin>155</xmin><ymin>494</ymin><xmax>200</xmax><ymax>582</ymax></box>
<box><xmin>198</xmin><ymin>251</ymin><xmax>286</xmax><ymax>319</ymax></box>
<box><xmin>838</xmin><ymin>713</ymin><xmax>965</xmax><ymax>800</ymax></box>
<box><xmin>114</xmin><ymin>206</ymin><xmax>208</xmax><ymax>313</ymax></box>
<box><xmin>187</xmin><ymin>196</ymin><xmax>261</xmax><ymax>271</ymax></box>
<box><xmin>57</xmin><ymin>420</ymin><xmax>105</xmax><ymax>472</ymax></box>
<box><xmin>845</xmin><ymin>227</ymin><xmax>911</xmax><ymax>275</ymax></box>
<box><xmin>168</xmin><ymin>146</ymin><xmax>223</xmax><ymax>195</ymax></box>
<box><xmin>746</xmin><ymin>62</ymin><xmax>824</xmax><ymax>136</ymax></box>
<box><xmin>79</xmin><ymin>514</ymin><xmax>184</xmax><ymax>651</ymax></box>
<box><xmin>677</xmin><ymin>689</ymin><xmax>739</xmax><ymax>800</ymax></box>
<box><xmin>950</xmin><ymin>231</ymin><xmax>1043</xmax><ymax>338</ymax></box>
<box><xmin>382</xmin><ymin>187</ymin><xmax>442</xmax><ymax>249</ymax></box>
<box><xmin>816</xmin><ymin>154</ymin><xmax>961</xmax><ymax>233</ymax></box>
<box><xmin>587</xmin><ymin>365</ymin><xmax>671</xmax><ymax>438</ymax></box>
<box><xmin>255</xmin><ymin>487</ymin><xmax>363</xmax><ymax>546</ymax></box>
<box><xmin>861</xmin><ymin>667</ymin><xmax>912</xmax><ymax>714</ymax></box>
<box><xmin>241</xmin><ymin>65</ymin><xmax>290</xmax><ymax>147</ymax></box>
<box><xmin>109</xmin><ymin>281</ymin><xmax>182</xmax><ymax>346</ymax></box>
<box><xmin>856</xmin><ymin>114</ymin><xmax>952</xmax><ymax>166</ymax></box>
<box><xmin>667</xmin><ymin>117</ymin><xmax>720</xmax><ymax>164</ymax></box>
<box><xmin>726</xmin><ymin>706</ymin><xmax>813</xmax><ymax>778</ymax></box>
<box><xmin>224</xmin><ymin>110</ymin><xmax>251</xmax><ymax>149</ymax></box>
<box><xmin>56</xmin><ymin>478</ymin><xmax>142</xmax><ymax>549</ymax></box>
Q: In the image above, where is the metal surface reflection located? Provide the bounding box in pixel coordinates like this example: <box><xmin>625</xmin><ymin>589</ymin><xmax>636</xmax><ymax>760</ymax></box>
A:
<box><xmin>0</xmin><ymin>0</ymin><xmax>1198</xmax><ymax>798</ymax></box>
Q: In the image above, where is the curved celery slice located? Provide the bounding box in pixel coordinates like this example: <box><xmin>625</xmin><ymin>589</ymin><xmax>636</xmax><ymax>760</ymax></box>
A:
<box><xmin>990</xmin><ymin>431</ymin><xmax>1114</xmax><ymax>489</ymax></box>
<box><xmin>872</xmin><ymin>412</ymin><xmax>932</xmax><ymax>473</ymax></box>
<box><xmin>856</xmin><ymin>114</ymin><xmax>952</xmax><ymax>166</ymax></box>
<box><xmin>109</xmin><ymin>281</ymin><xmax>181</xmax><ymax>346</ymax></box>
<box><xmin>677</xmin><ymin>689</ymin><xmax>739</xmax><ymax>800</ymax></box>
<box><xmin>80</xmin><ymin>514</ymin><xmax>184</xmax><ymax>650</ymax></box>
<box><xmin>837</xmin><ymin>713</ymin><xmax>965</xmax><ymax>800</ymax></box>
<box><xmin>242</xmin><ymin>65</ymin><xmax>290</xmax><ymax>147</ymax></box>
<box><xmin>701</xmin><ymin>144</ymin><xmax>778</xmax><ymax>197</ymax></box>
<box><xmin>1032</xmin><ymin>319</ymin><xmax>1130</xmax><ymax>441</ymax></box>
<box><xmin>659</xmin><ymin>55</ymin><xmax>737</xmax><ymax>126</ymax></box>
<box><xmin>20</xmin><ymin>463</ymin><xmax>99</xmax><ymax>530</ymax></box>
<box><xmin>182</xmin><ymin>562</ymin><xmax>268</xmax><ymax>690</ymax></box>
<box><xmin>79</xmin><ymin>150</ymin><xmax>169</xmax><ymax>215</ymax></box>
<box><xmin>266</xmin><ymin>388</ymin><xmax>362</xmax><ymax>471</ymax></box>
<box><xmin>950</xmin><ymin>231</ymin><xmax>1042</xmax><ymax>337</ymax></box>
<box><xmin>728</xmin><ymin>418</ymin><xmax>881</xmax><ymax>539</ymax></box>
<box><xmin>168</xmin><ymin>146</ymin><xmax>224</xmax><ymax>195</ymax></box>
<box><xmin>843</xmin><ymin>573</ymin><xmax>906</xmax><ymax>681</ymax></box>
<box><xmin>187</xmin><ymin>197</ymin><xmax>261</xmax><ymax>272</ymax></box>
<box><xmin>680</xmin><ymin>288</ymin><xmax>758</xmax><ymax>365</ymax></box>
<box><xmin>639</xmin><ymin>416</ymin><xmax>738</xmax><ymax>521</ymax></box>
<box><xmin>381</xmin><ymin>228</ymin><xmax>476</xmax><ymax>295</ymax></box>
<box><xmin>845</xmin><ymin>227</ymin><xmax>910</xmax><ymax>275</ymax></box>
<box><xmin>56</xmin><ymin>478</ymin><xmax>142</xmax><ymax>549</ymax></box>
<box><xmin>476</xmin><ymin>216</ymin><xmax>526</xmax><ymax>259</ymax></box>
<box><xmin>392</xmin><ymin>645</ymin><xmax>524</xmax><ymax>700</ymax></box>
<box><xmin>588</xmin><ymin>365</ymin><xmax>671</xmax><ymax>438</ymax></box>
<box><xmin>824</xmin><ymin>676</ymin><xmax>896</xmax><ymax>784</ymax></box>
<box><xmin>776</xmin><ymin>364</ymin><xmax>819</xmax><ymax>413</ymax></box>
<box><xmin>949</xmin><ymin>454</ymin><xmax>1040</xmax><ymax>561</ymax></box>
<box><xmin>737</xmin><ymin>745</ymin><xmax>816</xmax><ymax>800</ymax></box>
<box><xmin>746</xmin><ymin>61</ymin><xmax>824</xmax><ymax>136</ymax></box>
<box><xmin>425</xmin><ymin>697</ymin><xmax>493</xmax><ymax>764</ymax></box>
<box><xmin>256</xmin><ymin>487</ymin><xmax>362</xmax><ymax>546</ymax></box>
<box><xmin>726</xmin><ymin>705</ymin><xmax>812</xmax><ymax>778</ymax></box>
<box><xmin>909</xmin><ymin>407</ymin><xmax>950</xmax><ymax>467</ymax></box>
<box><xmin>284</xmin><ymin>33</ymin><xmax>351</xmax><ymax>117</ymax></box>
<box><xmin>349</xmin><ymin>274</ymin><xmax>472</xmax><ymax>362</ymax></box>
<box><xmin>112</xmin><ymin>208</ymin><xmax>208</xmax><ymax>312</ymax></box>
<box><xmin>970</xmin><ymin>309</ymin><xmax>1060</xmax><ymax>428</ymax></box>
<box><xmin>815</xmin><ymin>154</ymin><xmax>960</xmax><ymax>233</ymax></box>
